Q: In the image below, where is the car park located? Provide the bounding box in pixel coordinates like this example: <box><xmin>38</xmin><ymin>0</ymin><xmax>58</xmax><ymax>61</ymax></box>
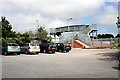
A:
<box><xmin>20</xmin><ymin>43</ymin><xmax>40</xmax><ymax>54</ymax></box>
<box><xmin>2</xmin><ymin>43</ymin><xmax>21</xmax><ymax>55</ymax></box>
<box><xmin>40</xmin><ymin>43</ymin><xmax>56</xmax><ymax>53</ymax></box>
<box><xmin>56</xmin><ymin>43</ymin><xmax>71</xmax><ymax>52</ymax></box>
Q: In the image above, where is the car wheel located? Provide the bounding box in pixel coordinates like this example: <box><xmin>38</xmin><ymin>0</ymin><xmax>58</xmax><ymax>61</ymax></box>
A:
<box><xmin>25</xmin><ymin>51</ymin><xmax>28</xmax><ymax>54</ymax></box>
<box><xmin>43</xmin><ymin>50</ymin><xmax>46</xmax><ymax>53</ymax></box>
<box><xmin>4</xmin><ymin>52</ymin><xmax>7</xmax><ymax>56</ymax></box>
<box><xmin>40</xmin><ymin>50</ymin><xmax>43</xmax><ymax>53</ymax></box>
<box><xmin>59</xmin><ymin>49</ymin><xmax>61</xmax><ymax>52</ymax></box>
<box><xmin>36</xmin><ymin>52</ymin><xmax>39</xmax><ymax>54</ymax></box>
<box><xmin>52</xmin><ymin>51</ymin><xmax>55</xmax><ymax>53</ymax></box>
<box><xmin>17</xmin><ymin>53</ymin><xmax>20</xmax><ymax>55</ymax></box>
<box><xmin>34</xmin><ymin>53</ymin><xmax>37</xmax><ymax>55</ymax></box>
<box><xmin>62</xmin><ymin>50</ymin><xmax>67</xmax><ymax>53</ymax></box>
<box><xmin>25</xmin><ymin>49</ymin><xmax>28</xmax><ymax>54</ymax></box>
<box><xmin>66</xmin><ymin>50</ymin><xmax>69</xmax><ymax>52</ymax></box>
<box><xmin>48</xmin><ymin>51</ymin><xmax>52</xmax><ymax>54</ymax></box>
<box><xmin>14</xmin><ymin>53</ymin><xmax>17</xmax><ymax>55</ymax></box>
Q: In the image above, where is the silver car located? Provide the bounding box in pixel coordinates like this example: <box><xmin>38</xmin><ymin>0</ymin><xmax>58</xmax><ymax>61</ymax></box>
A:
<box><xmin>20</xmin><ymin>43</ymin><xmax>40</xmax><ymax>54</ymax></box>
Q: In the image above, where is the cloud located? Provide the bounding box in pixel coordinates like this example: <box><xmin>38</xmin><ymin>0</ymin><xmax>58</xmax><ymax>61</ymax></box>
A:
<box><xmin>95</xmin><ymin>5</ymin><xmax>117</xmax><ymax>26</ymax></box>
<box><xmin>2</xmin><ymin>0</ymin><xmax>118</xmax><ymax>34</ymax></box>
<box><xmin>93</xmin><ymin>4</ymin><xmax>118</xmax><ymax>35</ymax></box>
<box><xmin>2</xmin><ymin>0</ymin><xmax>104</xmax><ymax>18</ymax></box>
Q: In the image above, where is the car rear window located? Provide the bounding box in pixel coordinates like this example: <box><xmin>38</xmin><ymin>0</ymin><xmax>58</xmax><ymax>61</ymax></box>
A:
<box><xmin>30</xmin><ymin>43</ymin><xmax>37</xmax><ymax>46</ymax></box>
<box><xmin>25</xmin><ymin>44</ymin><xmax>29</xmax><ymax>46</ymax></box>
<box><xmin>8</xmin><ymin>43</ymin><xmax>19</xmax><ymax>46</ymax></box>
<box><xmin>49</xmin><ymin>44</ymin><xmax>56</xmax><ymax>47</ymax></box>
<box><xmin>64</xmin><ymin>44</ymin><xmax>69</xmax><ymax>46</ymax></box>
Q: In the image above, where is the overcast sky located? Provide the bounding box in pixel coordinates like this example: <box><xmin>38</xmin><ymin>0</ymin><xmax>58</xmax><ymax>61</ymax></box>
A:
<box><xmin>1</xmin><ymin>0</ymin><xmax>119</xmax><ymax>35</ymax></box>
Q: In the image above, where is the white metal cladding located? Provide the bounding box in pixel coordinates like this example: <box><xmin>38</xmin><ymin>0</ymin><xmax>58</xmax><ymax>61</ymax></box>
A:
<box><xmin>54</xmin><ymin>25</ymin><xmax>91</xmax><ymax>33</ymax></box>
<box><xmin>50</xmin><ymin>24</ymin><xmax>97</xmax><ymax>44</ymax></box>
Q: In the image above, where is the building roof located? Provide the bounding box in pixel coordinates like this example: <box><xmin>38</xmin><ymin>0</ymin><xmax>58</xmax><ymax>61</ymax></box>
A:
<box><xmin>55</xmin><ymin>25</ymin><xmax>89</xmax><ymax>29</ymax></box>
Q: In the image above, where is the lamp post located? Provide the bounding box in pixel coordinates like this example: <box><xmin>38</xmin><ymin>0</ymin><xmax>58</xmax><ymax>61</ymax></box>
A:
<box><xmin>68</xmin><ymin>17</ymin><xmax>72</xmax><ymax>31</ymax></box>
<box><xmin>116</xmin><ymin>16</ymin><xmax>120</xmax><ymax>67</ymax></box>
<box><xmin>68</xmin><ymin>17</ymin><xmax>73</xmax><ymax>48</ymax></box>
<box><xmin>116</xmin><ymin>16</ymin><xmax>120</xmax><ymax>47</ymax></box>
<box><xmin>36</xmin><ymin>20</ymin><xmax>39</xmax><ymax>29</ymax></box>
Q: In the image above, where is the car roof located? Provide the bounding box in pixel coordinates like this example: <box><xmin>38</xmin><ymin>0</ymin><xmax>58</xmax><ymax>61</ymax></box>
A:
<box><xmin>24</xmin><ymin>43</ymin><xmax>30</xmax><ymax>44</ymax></box>
<box><xmin>7</xmin><ymin>43</ymin><xmax>18</xmax><ymax>44</ymax></box>
<box><xmin>56</xmin><ymin>43</ymin><xmax>64</xmax><ymax>44</ymax></box>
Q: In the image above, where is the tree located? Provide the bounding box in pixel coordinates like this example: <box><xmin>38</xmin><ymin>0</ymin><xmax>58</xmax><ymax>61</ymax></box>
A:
<box><xmin>97</xmin><ymin>34</ymin><xmax>114</xmax><ymax>39</ymax></box>
<box><xmin>35</xmin><ymin>26</ymin><xmax>48</xmax><ymax>40</ymax></box>
<box><xmin>35</xmin><ymin>26</ymin><xmax>52</xmax><ymax>42</ymax></box>
<box><xmin>22</xmin><ymin>32</ymin><xmax>29</xmax><ymax>38</ymax></box>
<box><xmin>1</xmin><ymin>16</ymin><xmax>52</xmax><ymax>44</ymax></box>
<box><xmin>21</xmin><ymin>32</ymin><xmax>31</xmax><ymax>43</ymax></box>
<box><xmin>28</xmin><ymin>31</ymin><xmax>35</xmax><ymax>38</ymax></box>
<box><xmin>1</xmin><ymin>16</ymin><xmax>16</xmax><ymax>38</ymax></box>
<box><xmin>0</xmin><ymin>22</ymin><xmax>2</xmax><ymax>37</ymax></box>
<box><xmin>0</xmin><ymin>16</ymin><xmax>32</xmax><ymax>45</ymax></box>
<box><xmin>115</xmin><ymin>34</ymin><xmax>120</xmax><ymax>38</ymax></box>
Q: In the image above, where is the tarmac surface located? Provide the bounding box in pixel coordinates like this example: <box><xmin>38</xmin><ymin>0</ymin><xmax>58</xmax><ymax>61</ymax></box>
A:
<box><xmin>2</xmin><ymin>48</ymin><xmax>119</xmax><ymax>78</ymax></box>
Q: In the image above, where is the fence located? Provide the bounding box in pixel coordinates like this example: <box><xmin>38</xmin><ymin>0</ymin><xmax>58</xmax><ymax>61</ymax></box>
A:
<box><xmin>57</xmin><ymin>31</ymin><xmax>119</xmax><ymax>48</ymax></box>
<box><xmin>89</xmin><ymin>38</ymin><xmax>119</xmax><ymax>48</ymax></box>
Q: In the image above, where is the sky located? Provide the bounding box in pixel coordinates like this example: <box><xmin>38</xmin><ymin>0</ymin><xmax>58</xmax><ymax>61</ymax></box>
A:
<box><xmin>0</xmin><ymin>0</ymin><xmax>119</xmax><ymax>36</ymax></box>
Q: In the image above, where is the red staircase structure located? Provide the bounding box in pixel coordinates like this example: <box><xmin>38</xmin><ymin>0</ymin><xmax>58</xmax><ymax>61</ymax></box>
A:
<box><xmin>72</xmin><ymin>40</ymin><xmax>90</xmax><ymax>48</ymax></box>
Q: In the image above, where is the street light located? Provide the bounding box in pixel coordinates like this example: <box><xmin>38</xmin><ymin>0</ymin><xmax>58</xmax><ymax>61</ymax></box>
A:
<box><xmin>36</xmin><ymin>20</ymin><xmax>39</xmax><ymax>29</ymax></box>
<box><xmin>116</xmin><ymin>16</ymin><xmax>120</xmax><ymax>47</ymax></box>
<box><xmin>116</xmin><ymin>17</ymin><xmax>120</xmax><ymax>28</ymax></box>
<box><xmin>68</xmin><ymin>17</ymin><xmax>73</xmax><ymax>48</ymax></box>
<box><xmin>68</xmin><ymin>17</ymin><xmax>72</xmax><ymax>31</ymax></box>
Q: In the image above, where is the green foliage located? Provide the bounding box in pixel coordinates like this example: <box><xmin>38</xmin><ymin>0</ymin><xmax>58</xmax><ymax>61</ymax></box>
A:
<box><xmin>22</xmin><ymin>32</ymin><xmax>29</xmax><ymax>38</ymax></box>
<box><xmin>1</xmin><ymin>16</ymin><xmax>15</xmax><ymax>38</ymax></box>
<box><xmin>2</xmin><ymin>38</ymin><xmax>6</xmax><ymax>44</ymax></box>
<box><xmin>97</xmin><ymin>34</ymin><xmax>114</xmax><ymax>39</ymax></box>
<box><xmin>35</xmin><ymin>26</ymin><xmax>48</xmax><ymax>40</ymax></box>
<box><xmin>0</xmin><ymin>16</ymin><xmax>33</xmax><ymax>45</ymax></box>
<box><xmin>35</xmin><ymin>26</ymin><xmax>52</xmax><ymax>42</ymax></box>
<box><xmin>115</xmin><ymin>34</ymin><xmax>120</xmax><ymax>38</ymax></box>
<box><xmin>0</xmin><ymin>38</ymin><xmax>2</xmax><ymax>45</ymax></box>
<box><xmin>46</xmin><ymin>36</ymin><xmax>52</xmax><ymax>43</ymax></box>
<box><xmin>1</xmin><ymin>16</ymin><xmax>51</xmax><ymax>44</ymax></box>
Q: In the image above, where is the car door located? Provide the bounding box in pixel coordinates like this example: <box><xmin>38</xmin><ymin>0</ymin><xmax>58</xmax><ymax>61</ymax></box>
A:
<box><xmin>20</xmin><ymin>44</ymin><xmax>25</xmax><ymax>52</ymax></box>
<box><xmin>56</xmin><ymin>43</ymin><xmax>60</xmax><ymax>51</ymax></box>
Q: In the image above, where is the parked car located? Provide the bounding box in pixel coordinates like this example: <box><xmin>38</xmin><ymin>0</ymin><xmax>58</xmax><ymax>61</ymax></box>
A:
<box><xmin>56</xmin><ymin>43</ymin><xmax>71</xmax><ymax>52</ymax></box>
<box><xmin>20</xmin><ymin>43</ymin><xmax>40</xmax><ymax>54</ymax></box>
<box><xmin>46</xmin><ymin>43</ymin><xmax>56</xmax><ymax>53</ymax></box>
<box><xmin>2</xmin><ymin>43</ymin><xmax>21</xmax><ymax>55</ymax></box>
<box><xmin>40</xmin><ymin>43</ymin><xmax>56</xmax><ymax>53</ymax></box>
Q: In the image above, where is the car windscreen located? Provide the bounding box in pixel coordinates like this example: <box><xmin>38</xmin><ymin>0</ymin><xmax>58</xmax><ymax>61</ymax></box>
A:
<box><xmin>30</xmin><ymin>43</ymin><xmax>37</xmax><ymax>46</ymax></box>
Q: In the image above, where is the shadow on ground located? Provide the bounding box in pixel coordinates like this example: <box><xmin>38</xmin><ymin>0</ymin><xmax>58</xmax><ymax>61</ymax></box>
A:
<box><xmin>96</xmin><ymin>51</ymin><xmax>119</xmax><ymax>62</ymax></box>
<box><xmin>96</xmin><ymin>51</ymin><xmax>120</xmax><ymax>70</ymax></box>
<box><xmin>112</xmin><ymin>66</ymin><xmax>120</xmax><ymax>70</ymax></box>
